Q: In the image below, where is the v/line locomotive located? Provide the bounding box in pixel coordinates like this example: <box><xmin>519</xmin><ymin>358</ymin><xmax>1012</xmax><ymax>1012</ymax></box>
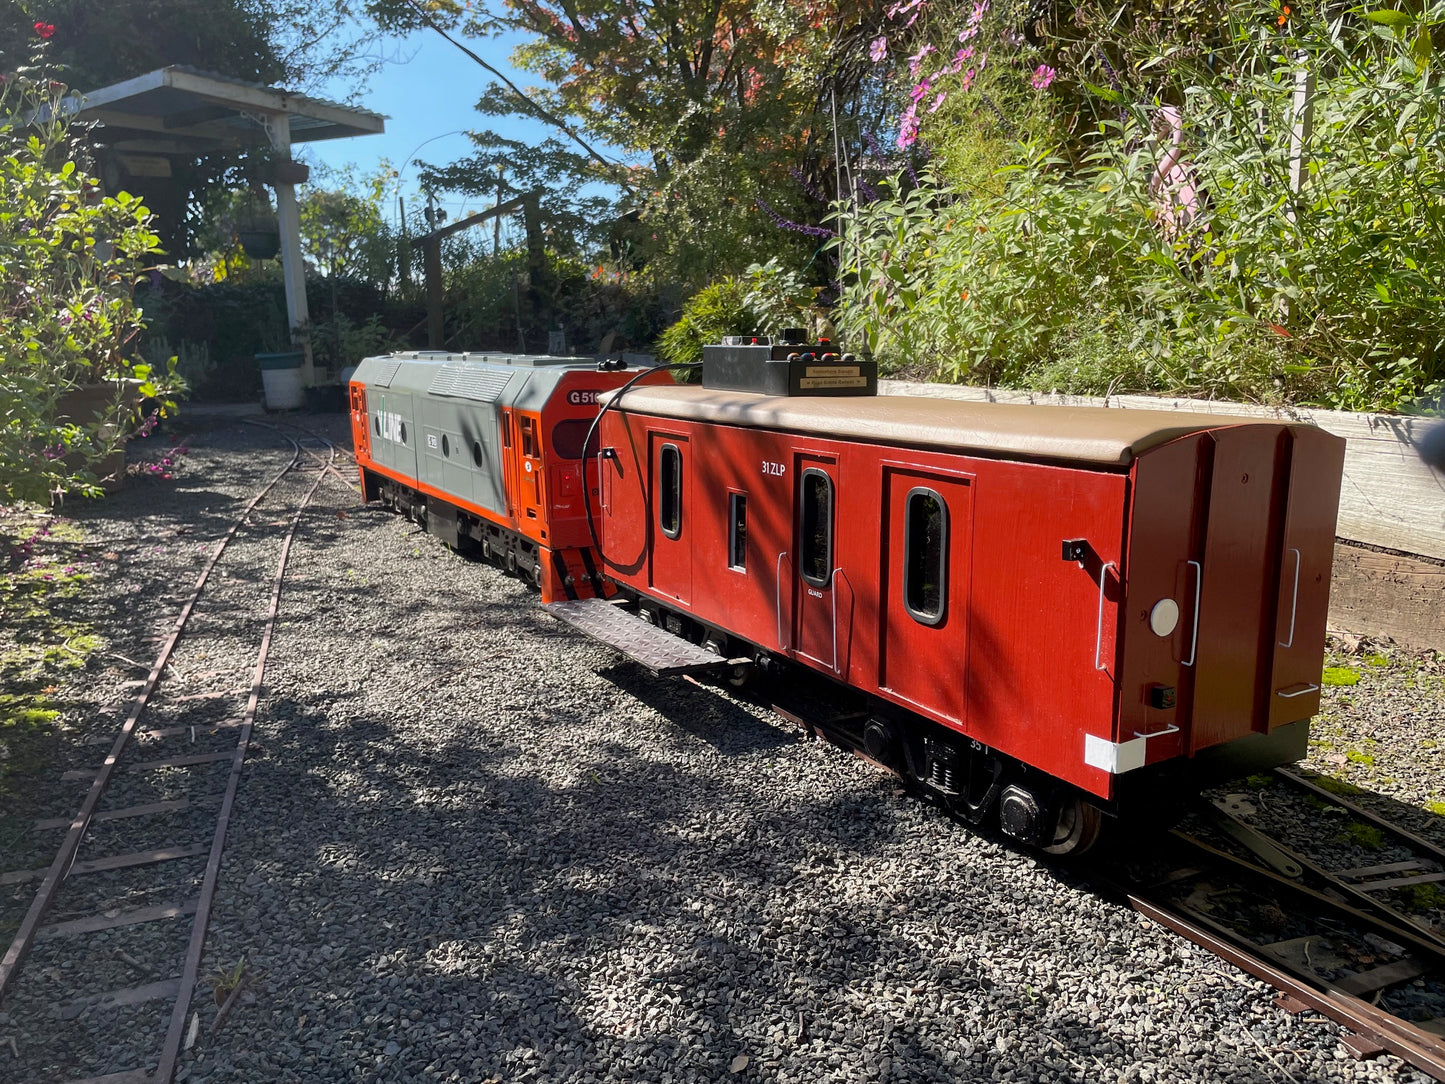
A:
<box><xmin>349</xmin><ymin>335</ymin><xmax>1345</xmax><ymax>856</ymax></box>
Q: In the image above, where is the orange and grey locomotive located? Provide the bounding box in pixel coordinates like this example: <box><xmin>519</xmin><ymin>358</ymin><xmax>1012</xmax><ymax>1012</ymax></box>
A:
<box><xmin>348</xmin><ymin>351</ymin><xmax>652</xmax><ymax>604</ymax></box>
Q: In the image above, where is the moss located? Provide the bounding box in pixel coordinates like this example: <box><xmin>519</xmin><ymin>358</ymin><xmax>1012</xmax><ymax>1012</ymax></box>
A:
<box><xmin>1346</xmin><ymin>749</ymin><xmax>1376</xmax><ymax>767</ymax></box>
<box><xmin>1244</xmin><ymin>773</ymin><xmax>1277</xmax><ymax>790</ymax></box>
<box><xmin>1339</xmin><ymin>822</ymin><xmax>1387</xmax><ymax>850</ymax></box>
<box><xmin>1322</xmin><ymin>666</ymin><xmax>1361</xmax><ymax>687</ymax></box>
<box><xmin>1365</xmin><ymin>653</ymin><xmax>1390</xmax><ymax>668</ymax></box>
<box><xmin>1315</xmin><ymin>775</ymin><xmax>1363</xmax><ymax>797</ymax></box>
<box><xmin>1426</xmin><ymin>801</ymin><xmax>1445</xmax><ymax>817</ymax></box>
<box><xmin>1398</xmin><ymin>883</ymin><xmax>1445</xmax><ymax>911</ymax></box>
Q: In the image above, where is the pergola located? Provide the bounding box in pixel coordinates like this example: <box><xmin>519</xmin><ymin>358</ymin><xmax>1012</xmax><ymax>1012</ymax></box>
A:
<box><xmin>64</xmin><ymin>66</ymin><xmax>386</xmax><ymax>388</ymax></box>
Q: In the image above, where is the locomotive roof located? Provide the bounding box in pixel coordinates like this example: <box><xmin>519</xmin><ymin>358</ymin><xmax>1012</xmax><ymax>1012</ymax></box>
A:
<box><xmin>605</xmin><ymin>386</ymin><xmax>1297</xmax><ymax>467</ymax></box>
<box><xmin>353</xmin><ymin>351</ymin><xmax>599</xmax><ymax>411</ymax></box>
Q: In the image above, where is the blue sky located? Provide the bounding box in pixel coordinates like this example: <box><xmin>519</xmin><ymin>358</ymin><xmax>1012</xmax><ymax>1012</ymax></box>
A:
<box><xmin>302</xmin><ymin>26</ymin><xmax>564</xmax><ymax>232</ymax></box>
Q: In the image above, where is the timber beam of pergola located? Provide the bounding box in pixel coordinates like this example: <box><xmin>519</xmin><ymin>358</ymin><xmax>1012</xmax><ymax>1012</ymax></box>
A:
<box><xmin>62</xmin><ymin>66</ymin><xmax>386</xmax><ymax>388</ymax></box>
<box><xmin>417</xmin><ymin>192</ymin><xmax>543</xmax><ymax>350</ymax></box>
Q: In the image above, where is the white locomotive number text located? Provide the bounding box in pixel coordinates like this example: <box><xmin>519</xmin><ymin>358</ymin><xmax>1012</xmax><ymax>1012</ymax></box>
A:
<box><xmin>761</xmin><ymin>460</ymin><xmax>786</xmax><ymax>477</ymax></box>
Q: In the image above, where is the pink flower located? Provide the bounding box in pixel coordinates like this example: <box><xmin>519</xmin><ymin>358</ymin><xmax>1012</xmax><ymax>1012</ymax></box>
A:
<box><xmin>929</xmin><ymin>91</ymin><xmax>947</xmax><ymax>113</ymax></box>
<box><xmin>908</xmin><ymin>43</ymin><xmax>936</xmax><ymax>77</ymax></box>
<box><xmin>1031</xmin><ymin>64</ymin><xmax>1056</xmax><ymax>90</ymax></box>
<box><xmin>34</xmin><ymin>22</ymin><xmax>55</xmax><ymax>39</ymax></box>
<box><xmin>896</xmin><ymin>106</ymin><xmax>921</xmax><ymax>149</ymax></box>
<box><xmin>910</xmin><ymin>77</ymin><xmax>934</xmax><ymax>103</ymax></box>
<box><xmin>869</xmin><ymin>35</ymin><xmax>888</xmax><ymax>62</ymax></box>
<box><xmin>962</xmin><ymin>68</ymin><xmax>975</xmax><ymax>91</ymax></box>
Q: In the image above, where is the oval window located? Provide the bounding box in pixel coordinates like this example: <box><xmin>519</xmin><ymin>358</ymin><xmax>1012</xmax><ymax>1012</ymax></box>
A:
<box><xmin>373</xmin><ymin>414</ymin><xmax>381</xmax><ymax>436</ymax></box>
<box><xmin>399</xmin><ymin>421</ymin><xmax>408</xmax><ymax>445</ymax></box>
<box><xmin>472</xmin><ymin>440</ymin><xmax>484</xmax><ymax>468</ymax></box>
<box><xmin>442</xmin><ymin>434</ymin><xmax>451</xmax><ymax>458</ymax></box>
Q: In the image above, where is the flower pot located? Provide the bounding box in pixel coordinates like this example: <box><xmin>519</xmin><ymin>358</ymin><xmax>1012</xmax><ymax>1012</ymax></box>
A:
<box><xmin>238</xmin><ymin>230</ymin><xmax>280</xmax><ymax>259</ymax></box>
<box><xmin>257</xmin><ymin>350</ymin><xmax>305</xmax><ymax>410</ymax></box>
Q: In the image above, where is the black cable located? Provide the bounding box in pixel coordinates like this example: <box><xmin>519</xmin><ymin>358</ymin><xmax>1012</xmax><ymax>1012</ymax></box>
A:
<box><xmin>581</xmin><ymin>361</ymin><xmax>703</xmax><ymax>566</ymax></box>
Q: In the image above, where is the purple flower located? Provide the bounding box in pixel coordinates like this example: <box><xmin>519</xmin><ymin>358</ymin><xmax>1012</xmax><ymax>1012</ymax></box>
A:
<box><xmin>755</xmin><ymin>198</ymin><xmax>835</xmax><ymax>237</ymax></box>
<box><xmin>1031</xmin><ymin>64</ymin><xmax>1056</xmax><ymax>90</ymax></box>
<box><xmin>869</xmin><ymin>35</ymin><xmax>888</xmax><ymax>62</ymax></box>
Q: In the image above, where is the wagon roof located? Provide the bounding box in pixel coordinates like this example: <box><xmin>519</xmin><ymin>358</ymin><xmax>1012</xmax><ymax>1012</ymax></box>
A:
<box><xmin>606</xmin><ymin>386</ymin><xmax>1297</xmax><ymax>467</ymax></box>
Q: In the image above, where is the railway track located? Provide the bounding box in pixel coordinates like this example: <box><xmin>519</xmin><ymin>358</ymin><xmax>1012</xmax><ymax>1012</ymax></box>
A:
<box><xmin>1107</xmin><ymin>768</ymin><xmax>1445</xmax><ymax>1081</ymax></box>
<box><xmin>0</xmin><ymin>425</ymin><xmax>347</xmax><ymax>1083</ymax></box>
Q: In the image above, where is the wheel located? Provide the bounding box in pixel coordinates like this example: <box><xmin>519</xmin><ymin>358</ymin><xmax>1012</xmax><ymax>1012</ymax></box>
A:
<box><xmin>532</xmin><ymin>564</ymin><xmax>543</xmax><ymax>587</ymax></box>
<box><xmin>481</xmin><ymin>539</ymin><xmax>492</xmax><ymax>560</ymax></box>
<box><xmin>1042</xmin><ymin>798</ymin><xmax>1104</xmax><ymax>857</ymax></box>
<box><xmin>506</xmin><ymin>550</ymin><xmax>517</xmax><ymax>574</ymax></box>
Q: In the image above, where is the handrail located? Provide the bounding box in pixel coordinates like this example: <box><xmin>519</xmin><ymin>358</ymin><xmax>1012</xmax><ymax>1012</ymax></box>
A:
<box><xmin>1183</xmin><ymin>560</ymin><xmax>1202</xmax><ymax>667</ymax></box>
<box><xmin>775</xmin><ymin>551</ymin><xmax>789</xmax><ymax>650</ymax></box>
<box><xmin>1095</xmin><ymin>562</ymin><xmax>1117</xmax><ymax>673</ymax></box>
<box><xmin>1278</xmin><ymin>547</ymin><xmax>1301</xmax><ymax>648</ymax></box>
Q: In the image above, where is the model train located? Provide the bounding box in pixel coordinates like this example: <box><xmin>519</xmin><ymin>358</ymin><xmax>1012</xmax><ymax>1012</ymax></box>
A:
<box><xmin>349</xmin><ymin>336</ymin><xmax>1345</xmax><ymax>855</ymax></box>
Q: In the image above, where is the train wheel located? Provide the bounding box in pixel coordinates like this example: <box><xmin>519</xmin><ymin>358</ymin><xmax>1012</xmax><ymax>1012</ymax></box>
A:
<box><xmin>1042</xmin><ymin>798</ymin><xmax>1103</xmax><ymax>857</ymax></box>
<box><xmin>532</xmin><ymin>564</ymin><xmax>543</xmax><ymax>587</ymax></box>
<box><xmin>506</xmin><ymin>550</ymin><xmax>517</xmax><ymax>574</ymax></box>
<box><xmin>481</xmin><ymin>539</ymin><xmax>492</xmax><ymax>561</ymax></box>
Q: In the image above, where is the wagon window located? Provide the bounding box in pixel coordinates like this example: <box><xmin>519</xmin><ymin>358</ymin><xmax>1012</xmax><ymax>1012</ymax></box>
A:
<box><xmin>728</xmin><ymin>493</ymin><xmax>747</xmax><ymax>571</ymax></box>
<box><xmin>659</xmin><ymin>444</ymin><xmax>682</xmax><ymax>539</ymax></box>
<box><xmin>904</xmin><ymin>488</ymin><xmax>948</xmax><ymax>625</ymax></box>
<box><xmin>799</xmin><ymin>469</ymin><xmax>833</xmax><ymax>587</ymax></box>
<box><xmin>520</xmin><ymin>417</ymin><xmax>540</xmax><ymax>458</ymax></box>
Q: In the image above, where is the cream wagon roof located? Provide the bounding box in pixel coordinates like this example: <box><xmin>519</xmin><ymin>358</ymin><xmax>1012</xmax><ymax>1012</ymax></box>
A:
<box><xmin>605</xmin><ymin>386</ymin><xmax>1296</xmax><ymax>467</ymax></box>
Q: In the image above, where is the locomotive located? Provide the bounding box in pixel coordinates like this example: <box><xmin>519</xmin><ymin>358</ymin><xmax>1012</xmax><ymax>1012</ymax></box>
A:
<box><xmin>347</xmin><ymin>349</ymin><xmax>665</xmax><ymax>603</ymax></box>
<box><xmin>350</xmin><ymin>336</ymin><xmax>1345</xmax><ymax>856</ymax></box>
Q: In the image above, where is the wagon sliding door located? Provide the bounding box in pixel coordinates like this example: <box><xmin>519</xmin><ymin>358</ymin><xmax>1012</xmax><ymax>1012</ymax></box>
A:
<box><xmin>791</xmin><ymin>454</ymin><xmax>842</xmax><ymax>670</ymax></box>
<box><xmin>878</xmin><ymin>466</ymin><xmax>974</xmax><ymax>726</ymax></box>
<box><xmin>648</xmin><ymin>433</ymin><xmax>692</xmax><ymax>605</ymax></box>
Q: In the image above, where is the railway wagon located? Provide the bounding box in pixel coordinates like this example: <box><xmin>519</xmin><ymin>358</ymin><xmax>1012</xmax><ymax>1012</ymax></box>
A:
<box><xmin>548</xmin><ymin>340</ymin><xmax>1346</xmax><ymax>854</ymax></box>
<box><xmin>348</xmin><ymin>350</ymin><xmax>650</xmax><ymax>603</ymax></box>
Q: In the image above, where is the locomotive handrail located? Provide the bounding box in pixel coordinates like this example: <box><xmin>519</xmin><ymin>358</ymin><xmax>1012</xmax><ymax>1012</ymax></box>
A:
<box><xmin>1133</xmin><ymin>723</ymin><xmax>1181</xmax><ymax>740</ymax></box>
<box><xmin>776</xmin><ymin>551</ymin><xmax>790</xmax><ymax>650</ymax></box>
<box><xmin>1278</xmin><ymin>547</ymin><xmax>1302</xmax><ymax>649</ymax></box>
<box><xmin>1094</xmin><ymin>562</ymin><xmax>1117</xmax><ymax>673</ymax></box>
<box><xmin>1183</xmin><ymin>560</ymin><xmax>1203</xmax><ymax>667</ymax></box>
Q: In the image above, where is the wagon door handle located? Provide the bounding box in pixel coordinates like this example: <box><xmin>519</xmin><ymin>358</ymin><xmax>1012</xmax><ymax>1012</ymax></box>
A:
<box><xmin>1183</xmin><ymin>559</ymin><xmax>1202</xmax><ymax>667</ymax></box>
<box><xmin>1278</xmin><ymin>547</ymin><xmax>1301</xmax><ymax>648</ymax></box>
<box><xmin>775</xmin><ymin>551</ymin><xmax>789</xmax><ymax>650</ymax></box>
<box><xmin>1094</xmin><ymin>562</ymin><xmax>1117</xmax><ymax>673</ymax></box>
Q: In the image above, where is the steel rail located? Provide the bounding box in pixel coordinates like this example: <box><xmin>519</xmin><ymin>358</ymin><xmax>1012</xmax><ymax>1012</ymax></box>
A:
<box><xmin>1277</xmin><ymin>766</ymin><xmax>1445</xmax><ymax>868</ymax></box>
<box><xmin>153</xmin><ymin>443</ymin><xmax>334</xmax><ymax>1084</ymax></box>
<box><xmin>243</xmin><ymin>419</ymin><xmax>358</xmax><ymax>492</ymax></box>
<box><xmin>1129</xmin><ymin>893</ymin><xmax>1445</xmax><ymax>1081</ymax></box>
<box><xmin>0</xmin><ymin>436</ymin><xmax>303</xmax><ymax>1004</ymax></box>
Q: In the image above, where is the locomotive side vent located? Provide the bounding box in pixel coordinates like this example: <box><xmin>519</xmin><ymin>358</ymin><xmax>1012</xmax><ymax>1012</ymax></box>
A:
<box><xmin>701</xmin><ymin>329</ymin><xmax>878</xmax><ymax>397</ymax></box>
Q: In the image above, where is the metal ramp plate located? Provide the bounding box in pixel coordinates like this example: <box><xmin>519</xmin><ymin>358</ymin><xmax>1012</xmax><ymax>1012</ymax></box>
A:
<box><xmin>542</xmin><ymin>599</ymin><xmax>729</xmax><ymax>676</ymax></box>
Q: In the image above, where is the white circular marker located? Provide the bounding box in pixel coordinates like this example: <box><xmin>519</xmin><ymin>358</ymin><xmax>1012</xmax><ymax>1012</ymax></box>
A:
<box><xmin>1150</xmin><ymin>599</ymin><xmax>1180</xmax><ymax>637</ymax></box>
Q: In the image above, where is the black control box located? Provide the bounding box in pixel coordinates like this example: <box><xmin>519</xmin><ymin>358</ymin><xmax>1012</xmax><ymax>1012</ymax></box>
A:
<box><xmin>701</xmin><ymin>333</ymin><xmax>877</xmax><ymax>397</ymax></box>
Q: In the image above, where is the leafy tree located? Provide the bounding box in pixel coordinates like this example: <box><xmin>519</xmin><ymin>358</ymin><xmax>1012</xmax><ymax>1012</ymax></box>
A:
<box><xmin>365</xmin><ymin>0</ymin><xmax>893</xmax><ymax>283</ymax></box>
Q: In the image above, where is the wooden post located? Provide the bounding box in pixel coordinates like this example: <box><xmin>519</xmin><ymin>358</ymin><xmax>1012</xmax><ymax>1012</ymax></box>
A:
<box><xmin>424</xmin><ymin>234</ymin><xmax>444</xmax><ymax>350</ymax></box>
<box><xmin>266</xmin><ymin>114</ymin><xmax>315</xmax><ymax>386</ymax></box>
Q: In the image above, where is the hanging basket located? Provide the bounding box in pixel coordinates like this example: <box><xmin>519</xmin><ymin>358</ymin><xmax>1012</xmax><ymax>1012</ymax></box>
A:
<box><xmin>238</xmin><ymin>230</ymin><xmax>281</xmax><ymax>259</ymax></box>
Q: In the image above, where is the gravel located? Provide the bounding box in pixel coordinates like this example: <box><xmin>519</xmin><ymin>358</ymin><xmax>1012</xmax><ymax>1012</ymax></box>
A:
<box><xmin>3</xmin><ymin>409</ymin><xmax>1441</xmax><ymax>1083</ymax></box>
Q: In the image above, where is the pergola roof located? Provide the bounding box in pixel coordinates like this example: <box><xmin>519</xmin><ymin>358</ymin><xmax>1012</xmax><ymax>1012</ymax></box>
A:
<box><xmin>64</xmin><ymin>66</ymin><xmax>385</xmax><ymax>156</ymax></box>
